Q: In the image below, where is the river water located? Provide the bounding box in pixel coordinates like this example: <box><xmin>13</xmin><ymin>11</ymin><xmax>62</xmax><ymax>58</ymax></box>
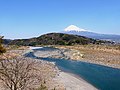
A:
<box><xmin>25</xmin><ymin>47</ymin><xmax>120</xmax><ymax>90</ymax></box>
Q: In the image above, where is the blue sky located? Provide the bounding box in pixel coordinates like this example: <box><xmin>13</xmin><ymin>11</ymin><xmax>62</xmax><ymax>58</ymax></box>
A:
<box><xmin>0</xmin><ymin>0</ymin><xmax>120</xmax><ymax>39</ymax></box>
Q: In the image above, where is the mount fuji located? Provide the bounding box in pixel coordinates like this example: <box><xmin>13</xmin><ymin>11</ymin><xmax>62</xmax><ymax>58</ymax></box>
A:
<box><xmin>63</xmin><ymin>25</ymin><xmax>120</xmax><ymax>43</ymax></box>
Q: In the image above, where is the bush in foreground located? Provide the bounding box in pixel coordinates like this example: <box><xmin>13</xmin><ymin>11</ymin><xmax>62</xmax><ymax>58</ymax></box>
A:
<box><xmin>0</xmin><ymin>36</ymin><xmax>6</xmax><ymax>54</ymax></box>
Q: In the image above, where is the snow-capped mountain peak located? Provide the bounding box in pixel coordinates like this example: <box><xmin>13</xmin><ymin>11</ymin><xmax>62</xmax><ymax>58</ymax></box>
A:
<box><xmin>64</xmin><ymin>25</ymin><xmax>87</xmax><ymax>32</ymax></box>
<box><xmin>63</xmin><ymin>25</ymin><xmax>120</xmax><ymax>43</ymax></box>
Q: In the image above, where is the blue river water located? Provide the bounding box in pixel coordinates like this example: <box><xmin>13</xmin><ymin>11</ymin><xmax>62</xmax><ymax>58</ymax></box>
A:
<box><xmin>25</xmin><ymin>47</ymin><xmax>120</xmax><ymax>90</ymax></box>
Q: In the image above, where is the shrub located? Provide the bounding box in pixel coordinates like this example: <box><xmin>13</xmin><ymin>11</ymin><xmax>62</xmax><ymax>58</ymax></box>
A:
<box><xmin>0</xmin><ymin>36</ymin><xmax>6</xmax><ymax>54</ymax></box>
<box><xmin>0</xmin><ymin>45</ymin><xmax>6</xmax><ymax>54</ymax></box>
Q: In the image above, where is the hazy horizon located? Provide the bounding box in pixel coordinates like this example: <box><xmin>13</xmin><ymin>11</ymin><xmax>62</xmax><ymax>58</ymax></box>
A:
<box><xmin>0</xmin><ymin>0</ymin><xmax>120</xmax><ymax>39</ymax></box>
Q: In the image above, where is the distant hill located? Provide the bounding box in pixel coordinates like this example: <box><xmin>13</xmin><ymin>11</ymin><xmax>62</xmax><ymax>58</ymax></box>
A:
<box><xmin>3</xmin><ymin>39</ymin><xmax>12</xmax><ymax>44</ymax></box>
<box><xmin>9</xmin><ymin>33</ymin><xmax>113</xmax><ymax>46</ymax></box>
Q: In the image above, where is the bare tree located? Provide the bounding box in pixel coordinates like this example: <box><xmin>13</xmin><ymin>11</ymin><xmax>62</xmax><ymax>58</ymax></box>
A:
<box><xmin>0</xmin><ymin>57</ymin><xmax>43</xmax><ymax>90</ymax></box>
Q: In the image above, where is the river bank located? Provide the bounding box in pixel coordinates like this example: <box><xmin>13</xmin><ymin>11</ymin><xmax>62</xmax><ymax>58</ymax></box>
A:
<box><xmin>30</xmin><ymin>46</ymin><xmax>120</xmax><ymax>90</ymax></box>
<box><xmin>29</xmin><ymin>47</ymin><xmax>98</xmax><ymax>90</ymax></box>
<box><xmin>0</xmin><ymin>46</ymin><xmax>97</xmax><ymax>90</ymax></box>
<box><xmin>55</xmin><ymin>72</ymin><xmax>97</xmax><ymax>90</ymax></box>
<box><xmin>0</xmin><ymin>47</ymin><xmax>64</xmax><ymax>90</ymax></box>
<box><xmin>53</xmin><ymin>45</ymin><xmax>120</xmax><ymax>69</ymax></box>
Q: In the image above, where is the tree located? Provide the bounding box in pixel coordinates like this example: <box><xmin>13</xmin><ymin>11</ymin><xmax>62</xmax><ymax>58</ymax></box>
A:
<box><xmin>0</xmin><ymin>36</ymin><xmax>6</xmax><ymax>54</ymax></box>
<box><xmin>0</xmin><ymin>57</ymin><xmax>43</xmax><ymax>90</ymax></box>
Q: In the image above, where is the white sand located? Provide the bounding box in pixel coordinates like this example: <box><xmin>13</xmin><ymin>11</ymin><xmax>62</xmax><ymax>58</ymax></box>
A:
<box><xmin>56</xmin><ymin>72</ymin><xmax>98</xmax><ymax>90</ymax></box>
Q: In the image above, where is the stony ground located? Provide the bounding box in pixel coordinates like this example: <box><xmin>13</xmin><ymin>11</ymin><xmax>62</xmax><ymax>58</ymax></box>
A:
<box><xmin>1</xmin><ymin>45</ymin><xmax>118</xmax><ymax>90</ymax></box>
<box><xmin>54</xmin><ymin>45</ymin><xmax>120</xmax><ymax>69</ymax></box>
<box><xmin>31</xmin><ymin>47</ymin><xmax>98</xmax><ymax>90</ymax></box>
<box><xmin>55</xmin><ymin>72</ymin><xmax>97</xmax><ymax>90</ymax></box>
<box><xmin>0</xmin><ymin>47</ymin><xmax>64</xmax><ymax>90</ymax></box>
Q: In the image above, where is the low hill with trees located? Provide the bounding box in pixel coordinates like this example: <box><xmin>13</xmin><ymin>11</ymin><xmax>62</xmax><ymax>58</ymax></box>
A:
<box><xmin>9</xmin><ymin>33</ymin><xmax>113</xmax><ymax>46</ymax></box>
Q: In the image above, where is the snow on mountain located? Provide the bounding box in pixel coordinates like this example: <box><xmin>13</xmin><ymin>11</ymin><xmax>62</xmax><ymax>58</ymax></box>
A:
<box><xmin>63</xmin><ymin>25</ymin><xmax>120</xmax><ymax>43</ymax></box>
<box><xmin>64</xmin><ymin>25</ymin><xmax>87</xmax><ymax>32</ymax></box>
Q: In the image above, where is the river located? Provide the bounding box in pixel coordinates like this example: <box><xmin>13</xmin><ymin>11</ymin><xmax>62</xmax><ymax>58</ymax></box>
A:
<box><xmin>25</xmin><ymin>47</ymin><xmax>120</xmax><ymax>90</ymax></box>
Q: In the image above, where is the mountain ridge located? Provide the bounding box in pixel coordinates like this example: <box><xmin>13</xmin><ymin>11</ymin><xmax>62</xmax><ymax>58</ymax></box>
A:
<box><xmin>63</xmin><ymin>25</ymin><xmax>120</xmax><ymax>43</ymax></box>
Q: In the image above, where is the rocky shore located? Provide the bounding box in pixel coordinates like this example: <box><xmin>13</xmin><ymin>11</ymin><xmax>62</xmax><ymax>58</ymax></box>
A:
<box><xmin>34</xmin><ymin>46</ymin><xmax>120</xmax><ymax>69</ymax></box>
<box><xmin>30</xmin><ymin>47</ymin><xmax>98</xmax><ymax>90</ymax></box>
<box><xmin>53</xmin><ymin>45</ymin><xmax>120</xmax><ymax>69</ymax></box>
<box><xmin>55</xmin><ymin>72</ymin><xmax>97</xmax><ymax>90</ymax></box>
<box><xmin>0</xmin><ymin>48</ymin><xmax>63</xmax><ymax>90</ymax></box>
<box><xmin>0</xmin><ymin>46</ymin><xmax>97</xmax><ymax>90</ymax></box>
